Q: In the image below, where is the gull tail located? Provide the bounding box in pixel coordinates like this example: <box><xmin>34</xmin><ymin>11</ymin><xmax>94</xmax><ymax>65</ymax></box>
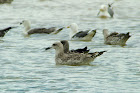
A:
<box><xmin>89</xmin><ymin>51</ymin><xmax>107</xmax><ymax>58</ymax></box>
<box><xmin>53</xmin><ymin>27</ymin><xmax>65</xmax><ymax>34</ymax></box>
<box><xmin>88</xmin><ymin>29</ymin><xmax>96</xmax><ymax>37</ymax></box>
<box><xmin>125</xmin><ymin>32</ymin><xmax>131</xmax><ymax>38</ymax></box>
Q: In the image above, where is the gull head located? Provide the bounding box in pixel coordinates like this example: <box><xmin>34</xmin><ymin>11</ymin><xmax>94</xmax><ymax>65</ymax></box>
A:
<box><xmin>103</xmin><ymin>29</ymin><xmax>109</xmax><ymax>38</ymax></box>
<box><xmin>100</xmin><ymin>5</ymin><xmax>108</xmax><ymax>12</ymax></box>
<box><xmin>67</xmin><ymin>23</ymin><xmax>78</xmax><ymax>32</ymax></box>
<box><xmin>52</xmin><ymin>42</ymin><xmax>63</xmax><ymax>50</ymax></box>
<box><xmin>20</xmin><ymin>20</ymin><xmax>30</xmax><ymax>26</ymax></box>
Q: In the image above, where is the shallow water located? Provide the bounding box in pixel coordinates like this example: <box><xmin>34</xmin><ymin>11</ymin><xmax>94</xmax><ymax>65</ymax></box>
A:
<box><xmin>0</xmin><ymin>0</ymin><xmax>140</xmax><ymax>92</ymax></box>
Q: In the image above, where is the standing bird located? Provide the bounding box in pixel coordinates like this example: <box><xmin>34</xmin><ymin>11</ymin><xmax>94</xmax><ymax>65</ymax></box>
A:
<box><xmin>0</xmin><ymin>27</ymin><xmax>15</xmax><ymax>37</ymax></box>
<box><xmin>103</xmin><ymin>29</ymin><xmax>131</xmax><ymax>46</ymax></box>
<box><xmin>67</xmin><ymin>23</ymin><xmax>96</xmax><ymax>41</ymax></box>
<box><xmin>20</xmin><ymin>20</ymin><xmax>64</xmax><ymax>36</ymax></box>
<box><xmin>97</xmin><ymin>3</ymin><xmax>114</xmax><ymax>18</ymax></box>
<box><xmin>51</xmin><ymin>42</ymin><xmax>106</xmax><ymax>65</ymax></box>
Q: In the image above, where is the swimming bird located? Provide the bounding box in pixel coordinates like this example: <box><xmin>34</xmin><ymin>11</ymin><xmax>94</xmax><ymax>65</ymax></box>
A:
<box><xmin>45</xmin><ymin>40</ymin><xmax>90</xmax><ymax>53</ymax></box>
<box><xmin>51</xmin><ymin>42</ymin><xmax>106</xmax><ymax>65</ymax></box>
<box><xmin>67</xmin><ymin>23</ymin><xmax>96</xmax><ymax>41</ymax></box>
<box><xmin>97</xmin><ymin>3</ymin><xmax>114</xmax><ymax>18</ymax></box>
<box><xmin>20</xmin><ymin>20</ymin><xmax>64</xmax><ymax>36</ymax></box>
<box><xmin>103</xmin><ymin>29</ymin><xmax>131</xmax><ymax>46</ymax></box>
<box><xmin>0</xmin><ymin>27</ymin><xmax>15</xmax><ymax>37</ymax></box>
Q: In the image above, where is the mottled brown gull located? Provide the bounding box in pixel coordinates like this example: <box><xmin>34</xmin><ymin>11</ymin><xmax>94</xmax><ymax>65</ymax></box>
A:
<box><xmin>103</xmin><ymin>29</ymin><xmax>131</xmax><ymax>46</ymax></box>
<box><xmin>51</xmin><ymin>42</ymin><xmax>106</xmax><ymax>66</ymax></box>
<box><xmin>20</xmin><ymin>20</ymin><xmax>64</xmax><ymax>36</ymax></box>
<box><xmin>67</xmin><ymin>23</ymin><xmax>96</xmax><ymax>41</ymax></box>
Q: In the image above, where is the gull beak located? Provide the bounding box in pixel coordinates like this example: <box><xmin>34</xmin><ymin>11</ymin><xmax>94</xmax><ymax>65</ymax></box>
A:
<box><xmin>100</xmin><ymin>9</ymin><xmax>104</xmax><ymax>12</ymax></box>
<box><xmin>45</xmin><ymin>47</ymin><xmax>52</xmax><ymax>50</ymax></box>
<box><xmin>67</xmin><ymin>26</ymin><xmax>70</xmax><ymax>28</ymax></box>
<box><xmin>20</xmin><ymin>22</ymin><xmax>22</xmax><ymax>25</ymax></box>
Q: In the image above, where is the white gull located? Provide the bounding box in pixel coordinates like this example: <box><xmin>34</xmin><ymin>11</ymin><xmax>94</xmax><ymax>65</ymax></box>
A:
<box><xmin>97</xmin><ymin>4</ymin><xmax>114</xmax><ymax>18</ymax></box>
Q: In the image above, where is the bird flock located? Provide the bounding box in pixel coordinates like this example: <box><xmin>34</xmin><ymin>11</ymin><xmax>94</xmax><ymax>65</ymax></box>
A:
<box><xmin>0</xmin><ymin>3</ymin><xmax>131</xmax><ymax>66</ymax></box>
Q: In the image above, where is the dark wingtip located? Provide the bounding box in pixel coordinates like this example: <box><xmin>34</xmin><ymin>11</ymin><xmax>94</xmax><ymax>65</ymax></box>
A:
<box><xmin>2</xmin><ymin>27</ymin><xmax>16</xmax><ymax>31</ymax></box>
<box><xmin>59</xmin><ymin>27</ymin><xmax>65</xmax><ymax>30</ymax></box>
<box><xmin>84</xmin><ymin>46</ymin><xmax>87</xmax><ymax>50</ymax></box>
<box><xmin>92</xmin><ymin>29</ymin><xmax>97</xmax><ymax>32</ymax></box>
<box><xmin>126</xmin><ymin>32</ymin><xmax>131</xmax><ymax>37</ymax></box>
<box><xmin>100</xmin><ymin>51</ymin><xmax>107</xmax><ymax>54</ymax></box>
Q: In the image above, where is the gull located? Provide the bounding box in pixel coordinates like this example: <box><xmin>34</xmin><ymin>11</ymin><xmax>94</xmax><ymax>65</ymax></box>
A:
<box><xmin>97</xmin><ymin>3</ymin><xmax>114</xmax><ymax>18</ymax></box>
<box><xmin>20</xmin><ymin>20</ymin><xmax>64</xmax><ymax>36</ymax></box>
<box><xmin>51</xmin><ymin>42</ymin><xmax>106</xmax><ymax>65</ymax></box>
<box><xmin>103</xmin><ymin>29</ymin><xmax>131</xmax><ymax>46</ymax></box>
<box><xmin>67</xmin><ymin>23</ymin><xmax>96</xmax><ymax>41</ymax></box>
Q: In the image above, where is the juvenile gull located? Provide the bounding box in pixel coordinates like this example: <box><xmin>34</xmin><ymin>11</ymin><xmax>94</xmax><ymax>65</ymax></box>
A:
<box><xmin>20</xmin><ymin>20</ymin><xmax>64</xmax><ymax>36</ymax></box>
<box><xmin>0</xmin><ymin>27</ymin><xmax>15</xmax><ymax>37</ymax></box>
<box><xmin>97</xmin><ymin>3</ymin><xmax>114</xmax><ymax>18</ymax></box>
<box><xmin>45</xmin><ymin>40</ymin><xmax>90</xmax><ymax>53</ymax></box>
<box><xmin>51</xmin><ymin>42</ymin><xmax>106</xmax><ymax>65</ymax></box>
<box><xmin>103</xmin><ymin>29</ymin><xmax>131</xmax><ymax>46</ymax></box>
<box><xmin>67</xmin><ymin>23</ymin><xmax>96</xmax><ymax>41</ymax></box>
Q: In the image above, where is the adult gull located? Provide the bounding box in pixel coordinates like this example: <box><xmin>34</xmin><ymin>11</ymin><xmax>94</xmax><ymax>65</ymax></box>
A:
<box><xmin>51</xmin><ymin>42</ymin><xmax>106</xmax><ymax>65</ymax></box>
<box><xmin>103</xmin><ymin>29</ymin><xmax>131</xmax><ymax>46</ymax></box>
<box><xmin>67</xmin><ymin>23</ymin><xmax>96</xmax><ymax>41</ymax></box>
<box><xmin>97</xmin><ymin>3</ymin><xmax>114</xmax><ymax>18</ymax></box>
<box><xmin>20</xmin><ymin>20</ymin><xmax>64</xmax><ymax>36</ymax></box>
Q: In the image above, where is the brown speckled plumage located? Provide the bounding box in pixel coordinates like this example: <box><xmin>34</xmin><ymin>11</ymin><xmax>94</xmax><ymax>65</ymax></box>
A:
<box><xmin>52</xmin><ymin>42</ymin><xmax>106</xmax><ymax>66</ymax></box>
<box><xmin>103</xmin><ymin>29</ymin><xmax>131</xmax><ymax>46</ymax></box>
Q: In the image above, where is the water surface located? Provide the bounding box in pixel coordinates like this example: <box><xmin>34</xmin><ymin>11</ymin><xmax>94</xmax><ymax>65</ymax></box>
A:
<box><xmin>0</xmin><ymin>0</ymin><xmax>140</xmax><ymax>92</ymax></box>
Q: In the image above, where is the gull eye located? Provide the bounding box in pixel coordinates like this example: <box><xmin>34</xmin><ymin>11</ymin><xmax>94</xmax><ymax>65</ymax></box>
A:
<box><xmin>53</xmin><ymin>44</ymin><xmax>57</xmax><ymax>46</ymax></box>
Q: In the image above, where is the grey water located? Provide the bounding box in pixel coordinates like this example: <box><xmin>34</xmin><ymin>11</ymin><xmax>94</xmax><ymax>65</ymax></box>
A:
<box><xmin>0</xmin><ymin>0</ymin><xmax>140</xmax><ymax>92</ymax></box>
